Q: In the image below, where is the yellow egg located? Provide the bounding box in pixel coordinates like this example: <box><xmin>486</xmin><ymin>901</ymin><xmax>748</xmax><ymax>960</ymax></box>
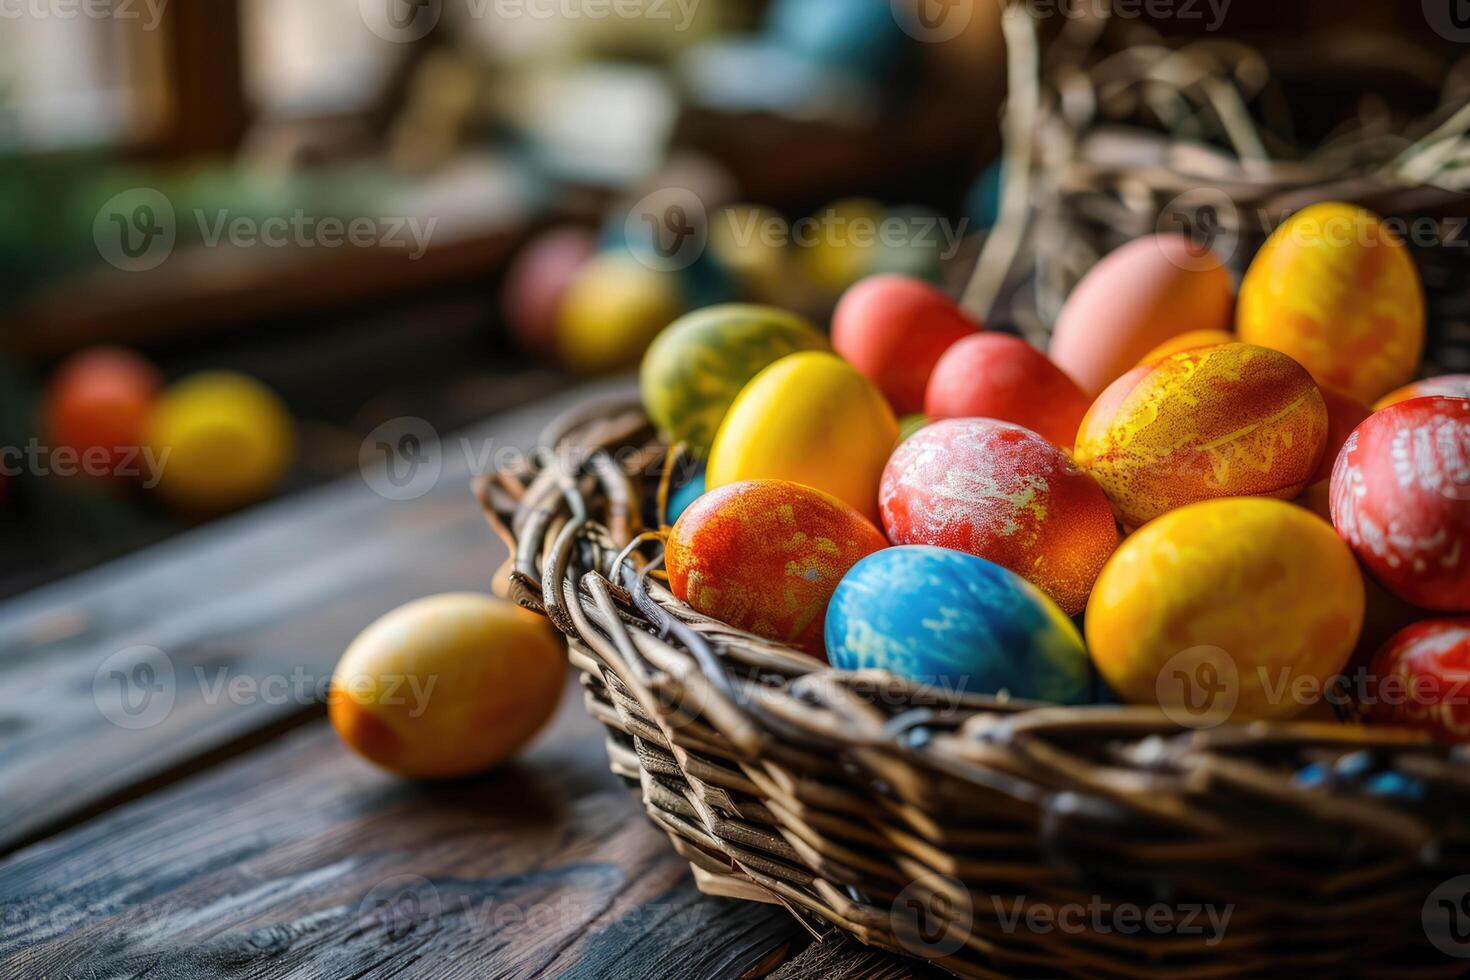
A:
<box><xmin>707</xmin><ymin>350</ymin><xmax>898</xmax><ymax>522</ymax></box>
<box><xmin>1086</xmin><ymin>498</ymin><xmax>1364</xmax><ymax>722</ymax></box>
<box><xmin>709</xmin><ymin>204</ymin><xmax>791</xmax><ymax>304</ymax></box>
<box><xmin>330</xmin><ymin>593</ymin><xmax>565</xmax><ymax>779</ymax></box>
<box><xmin>1237</xmin><ymin>201</ymin><xmax>1424</xmax><ymax>404</ymax></box>
<box><xmin>147</xmin><ymin>371</ymin><xmax>295</xmax><ymax>513</ymax></box>
<box><xmin>555</xmin><ymin>253</ymin><xmax>682</xmax><ymax>375</ymax></box>
<box><xmin>799</xmin><ymin>197</ymin><xmax>884</xmax><ymax>298</ymax></box>
<box><xmin>1136</xmin><ymin>329</ymin><xmax>1235</xmax><ymax>365</ymax></box>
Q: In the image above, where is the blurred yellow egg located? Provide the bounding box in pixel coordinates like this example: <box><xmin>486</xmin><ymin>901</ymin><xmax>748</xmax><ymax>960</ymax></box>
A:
<box><xmin>555</xmin><ymin>253</ymin><xmax>682</xmax><ymax>374</ymax></box>
<box><xmin>331</xmin><ymin>593</ymin><xmax>565</xmax><ymax>779</ymax></box>
<box><xmin>1136</xmin><ymin>329</ymin><xmax>1235</xmax><ymax>365</ymax></box>
<box><xmin>709</xmin><ymin>204</ymin><xmax>791</xmax><ymax>304</ymax></box>
<box><xmin>1086</xmin><ymin>498</ymin><xmax>1364</xmax><ymax>722</ymax></box>
<box><xmin>707</xmin><ymin>350</ymin><xmax>898</xmax><ymax>522</ymax></box>
<box><xmin>148</xmin><ymin>371</ymin><xmax>295</xmax><ymax>513</ymax></box>
<box><xmin>1237</xmin><ymin>202</ymin><xmax>1424</xmax><ymax>404</ymax></box>
<box><xmin>799</xmin><ymin>197</ymin><xmax>884</xmax><ymax>298</ymax></box>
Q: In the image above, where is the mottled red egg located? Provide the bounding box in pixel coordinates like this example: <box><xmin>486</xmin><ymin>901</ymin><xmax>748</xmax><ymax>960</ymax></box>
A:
<box><xmin>832</xmin><ymin>274</ymin><xmax>979</xmax><ymax>415</ymax></box>
<box><xmin>880</xmin><ymin>418</ymin><xmax>1118</xmax><ymax>615</ymax></box>
<box><xmin>665</xmin><ymin>479</ymin><xmax>888</xmax><ymax>657</ymax></box>
<box><xmin>1367</xmin><ymin>618</ymin><xmax>1470</xmax><ymax>742</ymax></box>
<box><xmin>925</xmin><ymin>334</ymin><xmax>1092</xmax><ymax>448</ymax></box>
<box><xmin>1331</xmin><ymin>397</ymin><xmax>1470</xmax><ymax>611</ymax></box>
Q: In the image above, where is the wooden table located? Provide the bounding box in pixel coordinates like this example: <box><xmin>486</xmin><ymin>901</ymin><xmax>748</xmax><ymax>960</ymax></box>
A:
<box><xmin>0</xmin><ymin>380</ymin><xmax>943</xmax><ymax>979</ymax></box>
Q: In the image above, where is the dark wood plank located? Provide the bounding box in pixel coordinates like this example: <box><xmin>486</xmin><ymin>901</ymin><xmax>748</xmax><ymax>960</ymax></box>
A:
<box><xmin>0</xmin><ymin>378</ymin><xmax>630</xmax><ymax>854</ymax></box>
<box><xmin>0</xmin><ymin>703</ymin><xmax>815</xmax><ymax>980</ymax></box>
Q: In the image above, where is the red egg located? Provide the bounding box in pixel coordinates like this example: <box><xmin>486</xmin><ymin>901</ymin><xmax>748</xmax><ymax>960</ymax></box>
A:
<box><xmin>1313</xmin><ymin>386</ymin><xmax>1372</xmax><ymax>485</ymax></box>
<box><xmin>1367</xmin><ymin>618</ymin><xmax>1470</xmax><ymax>742</ymax></box>
<box><xmin>503</xmin><ymin>227</ymin><xmax>598</xmax><ymax>358</ymax></box>
<box><xmin>925</xmin><ymin>334</ymin><xmax>1091</xmax><ymax>448</ymax></box>
<box><xmin>832</xmin><ymin>274</ymin><xmax>978</xmax><ymax>415</ymax></box>
<box><xmin>880</xmin><ymin>418</ymin><xmax>1118</xmax><ymax>615</ymax></box>
<box><xmin>665</xmin><ymin>480</ymin><xmax>888</xmax><ymax>657</ymax></box>
<box><xmin>1331</xmin><ymin>397</ymin><xmax>1470</xmax><ymax>611</ymax></box>
<box><xmin>42</xmin><ymin>347</ymin><xmax>161</xmax><ymax>479</ymax></box>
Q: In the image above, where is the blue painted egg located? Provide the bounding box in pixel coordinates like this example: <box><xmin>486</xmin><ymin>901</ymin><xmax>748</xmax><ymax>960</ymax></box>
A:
<box><xmin>825</xmin><ymin>545</ymin><xmax>1091</xmax><ymax>704</ymax></box>
<box><xmin>665</xmin><ymin>464</ymin><xmax>706</xmax><ymax>524</ymax></box>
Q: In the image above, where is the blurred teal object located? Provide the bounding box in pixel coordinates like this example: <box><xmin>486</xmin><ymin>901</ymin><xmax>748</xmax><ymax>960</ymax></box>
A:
<box><xmin>665</xmin><ymin>463</ymin><xmax>706</xmax><ymax>525</ymax></box>
<box><xmin>966</xmin><ymin>159</ymin><xmax>1005</xmax><ymax>230</ymax></box>
<box><xmin>767</xmin><ymin>0</ymin><xmax>906</xmax><ymax>74</ymax></box>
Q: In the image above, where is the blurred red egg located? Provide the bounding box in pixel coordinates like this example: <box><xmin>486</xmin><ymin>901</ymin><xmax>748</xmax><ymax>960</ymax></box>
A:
<box><xmin>880</xmin><ymin>418</ymin><xmax>1118</xmax><ymax>615</ymax></box>
<box><xmin>1367</xmin><ymin>618</ymin><xmax>1470</xmax><ymax>742</ymax></box>
<box><xmin>503</xmin><ymin>227</ymin><xmax>598</xmax><ymax>358</ymax></box>
<box><xmin>1331</xmin><ymin>397</ymin><xmax>1470</xmax><ymax>611</ymax></box>
<box><xmin>925</xmin><ymin>334</ymin><xmax>1091</xmax><ymax>448</ymax></box>
<box><xmin>832</xmin><ymin>274</ymin><xmax>978</xmax><ymax>415</ymax></box>
<box><xmin>42</xmin><ymin>347</ymin><xmax>161</xmax><ymax>479</ymax></box>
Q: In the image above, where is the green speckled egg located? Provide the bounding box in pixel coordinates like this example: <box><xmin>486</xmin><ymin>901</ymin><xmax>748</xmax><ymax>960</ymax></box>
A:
<box><xmin>640</xmin><ymin>304</ymin><xmax>827</xmax><ymax>456</ymax></box>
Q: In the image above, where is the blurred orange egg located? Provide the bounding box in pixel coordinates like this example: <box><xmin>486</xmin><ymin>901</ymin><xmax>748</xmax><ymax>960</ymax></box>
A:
<box><xmin>42</xmin><ymin>347</ymin><xmax>161</xmax><ymax>480</ymax></box>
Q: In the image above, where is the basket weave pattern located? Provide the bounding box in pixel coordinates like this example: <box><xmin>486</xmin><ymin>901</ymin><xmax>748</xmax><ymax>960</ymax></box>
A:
<box><xmin>478</xmin><ymin>401</ymin><xmax>1470</xmax><ymax>979</ymax></box>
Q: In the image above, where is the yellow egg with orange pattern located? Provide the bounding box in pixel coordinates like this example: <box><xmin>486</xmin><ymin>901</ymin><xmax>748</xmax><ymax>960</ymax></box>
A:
<box><xmin>1086</xmin><ymin>497</ymin><xmax>1364</xmax><ymax>722</ymax></box>
<box><xmin>1237</xmin><ymin>202</ymin><xmax>1424</xmax><ymax>404</ymax></box>
<box><xmin>1136</xmin><ymin>329</ymin><xmax>1235</xmax><ymax>365</ymax></box>
<box><xmin>1074</xmin><ymin>343</ymin><xmax>1329</xmax><ymax>529</ymax></box>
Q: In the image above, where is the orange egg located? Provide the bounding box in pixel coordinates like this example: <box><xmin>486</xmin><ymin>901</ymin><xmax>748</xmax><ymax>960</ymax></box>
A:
<box><xmin>1075</xmin><ymin>343</ymin><xmax>1329</xmax><ymax>528</ymax></box>
<box><xmin>1137</xmin><ymin>329</ymin><xmax>1235</xmax><ymax>365</ymax></box>
<box><xmin>1050</xmin><ymin>235</ymin><xmax>1234</xmax><ymax>398</ymax></box>
<box><xmin>1238</xmin><ymin>202</ymin><xmax>1424</xmax><ymax>404</ymax></box>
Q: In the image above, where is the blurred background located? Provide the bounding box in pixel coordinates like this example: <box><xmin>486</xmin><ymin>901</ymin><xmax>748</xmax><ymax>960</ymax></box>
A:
<box><xmin>0</xmin><ymin>0</ymin><xmax>1464</xmax><ymax>598</ymax></box>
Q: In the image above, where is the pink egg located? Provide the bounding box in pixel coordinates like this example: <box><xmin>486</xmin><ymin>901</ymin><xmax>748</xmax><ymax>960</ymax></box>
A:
<box><xmin>1049</xmin><ymin>235</ymin><xmax>1234</xmax><ymax>398</ymax></box>
<box><xmin>925</xmin><ymin>334</ymin><xmax>1091</xmax><ymax>448</ymax></box>
<box><xmin>1331</xmin><ymin>397</ymin><xmax>1470</xmax><ymax>611</ymax></box>
<box><xmin>503</xmin><ymin>227</ymin><xmax>598</xmax><ymax>357</ymax></box>
<box><xmin>832</xmin><ymin>274</ymin><xmax>979</xmax><ymax>415</ymax></box>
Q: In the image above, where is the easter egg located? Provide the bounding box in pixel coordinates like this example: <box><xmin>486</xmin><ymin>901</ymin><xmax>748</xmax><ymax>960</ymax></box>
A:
<box><xmin>880</xmin><ymin>419</ymin><xmax>1117</xmax><ymax>615</ymax></box>
<box><xmin>330</xmin><ymin>593</ymin><xmax>565</xmax><ymax>778</ymax></box>
<box><xmin>640</xmin><ymin>304</ymin><xmax>827</xmax><ymax>456</ymax></box>
<box><xmin>1087</xmin><ymin>498</ymin><xmax>1364</xmax><ymax>721</ymax></box>
<box><xmin>1330</xmin><ymin>396</ymin><xmax>1470</xmax><ymax>611</ymax></box>
<box><xmin>41</xmin><ymin>347</ymin><xmax>161</xmax><ymax>480</ymax></box>
<box><xmin>926</xmin><ymin>334</ymin><xmax>1091</xmax><ymax>448</ymax></box>
<box><xmin>502</xmin><ymin>226</ymin><xmax>597</xmax><ymax>358</ymax></box>
<box><xmin>1237</xmin><ymin>202</ymin><xmax>1424</xmax><ymax>404</ymax></box>
<box><xmin>666</xmin><ymin>480</ymin><xmax>887</xmax><ymax>656</ymax></box>
<box><xmin>709</xmin><ymin>204</ymin><xmax>790</xmax><ymax>304</ymax></box>
<box><xmin>148</xmin><ymin>371</ymin><xmax>295</xmax><ymax>513</ymax></box>
<box><xmin>799</xmin><ymin>197</ymin><xmax>884</xmax><ymax>298</ymax></box>
<box><xmin>555</xmin><ymin>253</ymin><xmax>682</xmax><ymax>375</ymax></box>
<box><xmin>1366</xmin><ymin>618</ymin><xmax>1470</xmax><ymax>742</ymax></box>
<box><xmin>1075</xmin><ymin>343</ymin><xmax>1329</xmax><ymax>528</ymax></box>
<box><xmin>1137</xmin><ymin>329</ymin><xmax>1235</xmax><ymax>365</ymax></box>
<box><xmin>1050</xmin><ymin>234</ymin><xmax>1233</xmax><ymax>398</ymax></box>
<box><xmin>825</xmin><ymin>545</ymin><xmax>1091</xmax><ymax>703</ymax></box>
<box><xmin>664</xmin><ymin>462</ymin><xmax>706</xmax><ymax>525</ymax></box>
<box><xmin>1374</xmin><ymin>374</ymin><xmax>1470</xmax><ymax>411</ymax></box>
<box><xmin>832</xmin><ymin>274</ymin><xmax>978</xmax><ymax>415</ymax></box>
<box><xmin>708</xmin><ymin>350</ymin><xmax>899</xmax><ymax>521</ymax></box>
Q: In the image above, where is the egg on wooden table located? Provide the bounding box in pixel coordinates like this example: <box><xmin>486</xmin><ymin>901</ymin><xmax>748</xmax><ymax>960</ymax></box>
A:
<box><xmin>331</xmin><ymin>593</ymin><xmax>566</xmax><ymax>779</ymax></box>
<box><xmin>1331</xmin><ymin>396</ymin><xmax>1470</xmax><ymax>611</ymax></box>
<box><xmin>880</xmin><ymin>418</ymin><xmax>1118</xmax><ymax>615</ymax></box>
<box><xmin>1366</xmin><ymin>618</ymin><xmax>1470</xmax><ymax>742</ymax></box>
<box><xmin>707</xmin><ymin>350</ymin><xmax>899</xmax><ymax>522</ymax></box>
<box><xmin>1074</xmin><ymin>343</ymin><xmax>1328</xmax><ymax>528</ymax></box>
<box><xmin>1049</xmin><ymin>234</ymin><xmax>1234</xmax><ymax>398</ymax></box>
<box><xmin>1238</xmin><ymin>201</ymin><xmax>1424</xmax><ymax>404</ymax></box>
<box><xmin>925</xmin><ymin>333</ymin><xmax>1091</xmax><ymax>448</ymax></box>
<box><xmin>1086</xmin><ymin>498</ymin><xmax>1364</xmax><ymax>722</ymax></box>
<box><xmin>825</xmin><ymin>545</ymin><xmax>1091</xmax><ymax>704</ymax></box>
<box><xmin>640</xmin><ymin>303</ymin><xmax>828</xmax><ymax>457</ymax></box>
<box><xmin>665</xmin><ymin>480</ymin><xmax>888</xmax><ymax>657</ymax></box>
<box><xmin>555</xmin><ymin>252</ymin><xmax>682</xmax><ymax>375</ymax></box>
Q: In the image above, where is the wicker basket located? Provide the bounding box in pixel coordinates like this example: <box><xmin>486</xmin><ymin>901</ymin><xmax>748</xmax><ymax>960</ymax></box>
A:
<box><xmin>477</xmin><ymin>9</ymin><xmax>1470</xmax><ymax>978</ymax></box>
